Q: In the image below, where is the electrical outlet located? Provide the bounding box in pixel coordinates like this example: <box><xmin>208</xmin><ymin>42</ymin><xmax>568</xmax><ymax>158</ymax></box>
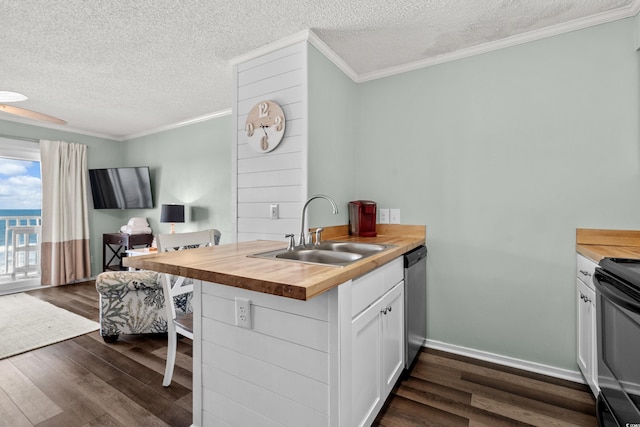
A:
<box><xmin>379</xmin><ymin>208</ymin><xmax>390</xmax><ymax>224</ymax></box>
<box><xmin>235</xmin><ymin>297</ymin><xmax>252</xmax><ymax>329</ymax></box>
<box><xmin>390</xmin><ymin>209</ymin><xmax>401</xmax><ymax>224</ymax></box>
<box><xmin>270</xmin><ymin>204</ymin><xmax>279</xmax><ymax>220</ymax></box>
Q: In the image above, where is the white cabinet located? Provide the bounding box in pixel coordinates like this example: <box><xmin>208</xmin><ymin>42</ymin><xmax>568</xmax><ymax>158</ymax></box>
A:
<box><xmin>351</xmin><ymin>259</ymin><xmax>404</xmax><ymax>427</ymax></box>
<box><xmin>380</xmin><ymin>283</ymin><xmax>405</xmax><ymax>394</ymax></box>
<box><xmin>192</xmin><ymin>256</ymin><xmax>407</xmax><ymax>427</ymax></box>
<box><xmin>576</xmin><ymin>254</ymin><xmax>598</xmax><ymax>396</ymax></box>
<box><xmin>352</xmin><ymin>294</ymin><xmax>382</xmax><ymax>427</ymax></box>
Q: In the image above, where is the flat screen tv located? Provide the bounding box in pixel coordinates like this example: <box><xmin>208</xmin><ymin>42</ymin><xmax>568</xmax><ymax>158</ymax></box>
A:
<box><xmin>89</xmin><ymin>166</ymin><xmax>153</xmax><ymax>209</ymax></box>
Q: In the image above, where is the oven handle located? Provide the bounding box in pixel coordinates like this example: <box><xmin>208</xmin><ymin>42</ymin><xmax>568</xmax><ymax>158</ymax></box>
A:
<box><xmin>594</xmin><ymin>269</ymin><xmax>640</xmax><ymax>314</ymax></box>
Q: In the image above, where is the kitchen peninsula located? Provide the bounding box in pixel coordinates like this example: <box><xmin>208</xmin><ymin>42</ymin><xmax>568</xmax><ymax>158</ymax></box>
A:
<box><xmin>124</xmin><ymin>224</ymin><xmax>425</xmax><ymax>427</ymax></box>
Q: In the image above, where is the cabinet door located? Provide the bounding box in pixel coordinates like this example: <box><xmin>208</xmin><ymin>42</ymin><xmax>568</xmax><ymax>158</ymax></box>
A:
<box><xmin>352</xmin><ymin>299</ymin><xmax>382</xmax><ymax>427</ymax></box>
<box><xmin>380</xmin><ymin>281</ymin><xmax>405</xmax><ymax>396</ymax></box>
<box><xmin>576</xmin><ymin>278</ymin><xmax>597</xmax><ymax>394</ymax></box>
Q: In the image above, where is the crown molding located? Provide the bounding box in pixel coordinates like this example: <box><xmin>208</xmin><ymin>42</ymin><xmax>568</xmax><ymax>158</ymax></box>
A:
<box><xmin>122</xmin><ymin>108</ymin><xmax>232</xmax><ymax>141</ymax></box>
<box><xmin>230</xmin><ymin>1</ymin><xmax>640</xmax><ymax>84</ymax></box>
<box><xmin>229</xmin><ymin>29</ymin><xmax>359</xmax><ymax>82</ymax></box>
<box><xmin>357</xmin><ymin>1</ymin><xmax>640</xmax><ymax>82</ymax></box>
<box><xmin>306</xmin><ymin>30</ymin><xmax>359</xmax><ymax>82</ymax></box>
<box><xmin>7</xmin><ymin>2</ymin><xmax>636</xmax><ymax>142</ymax></box>
<box><xmin>0</xmin><ymin>114</ymin><xmax>121</xmax><ymax>141</ymax></box>
<box><xmin>127</xmin><ymin>2</ymin><xmax>640</xmax><ymax>138</ymax></box>
<box><xmin>1</xmin><ymin>108</ymin><xmax>235</xmax><ymax>142</ymax></box>
<box><xmin>230</xmin><ymin>29</ymin><xmax>312</xmax><ymax>66</ymax></box>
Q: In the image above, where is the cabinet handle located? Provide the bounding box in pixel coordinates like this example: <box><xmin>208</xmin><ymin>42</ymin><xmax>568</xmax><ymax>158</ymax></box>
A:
<box><xmin>380</xmin><ymin>306</ymin><xmax>392</xmax><ymax>315</ymax></box>
<box><xmin>579</xmin><ymin>270</ymin><xmax>592</xmax><ymax>277</ymax></box>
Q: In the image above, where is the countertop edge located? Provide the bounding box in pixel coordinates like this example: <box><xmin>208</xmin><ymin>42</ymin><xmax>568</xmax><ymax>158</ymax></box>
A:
<box><xmin>124</xmin><ymin>225</ymin><xmax>426</xmax><ymax>301</ymax></box>
<box><xmin>576</xmin><ymin>228</ymin><xmax>640</xmax><ymax>263</ymax></box>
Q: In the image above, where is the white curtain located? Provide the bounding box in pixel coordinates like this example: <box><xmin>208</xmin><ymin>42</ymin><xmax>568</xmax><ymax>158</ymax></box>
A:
<box><xmin>40</xmin><ymin>140</ymin><xmax>91</xmax><ymax>286</ymax></box>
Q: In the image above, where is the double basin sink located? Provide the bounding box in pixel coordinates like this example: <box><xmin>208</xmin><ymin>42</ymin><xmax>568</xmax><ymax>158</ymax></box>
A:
<box><xmin>251</xmin><ymin>241</ymin><xmax>395</xmax><ymax>267</ymax></box>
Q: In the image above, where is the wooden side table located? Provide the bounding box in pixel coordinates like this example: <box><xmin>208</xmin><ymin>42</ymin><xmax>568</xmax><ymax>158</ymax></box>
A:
<box><xmin>103</xmin><ymin>233</ymin><xmax>153</xmax><ymax>272</ymax></box>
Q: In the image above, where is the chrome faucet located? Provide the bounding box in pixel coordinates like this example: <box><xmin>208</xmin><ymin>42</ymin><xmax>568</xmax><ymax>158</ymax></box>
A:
<box><xmin>299</xmin><ymin>195</ymin><xmax>339</xmax><ymax>246</ymax></box>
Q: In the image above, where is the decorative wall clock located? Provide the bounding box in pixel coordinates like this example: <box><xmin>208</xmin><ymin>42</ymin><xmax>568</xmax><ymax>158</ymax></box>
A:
<box><xmin>245</xmin><ymin>100</ymin><xmax>286</xmax><ymax>153</ymax></box>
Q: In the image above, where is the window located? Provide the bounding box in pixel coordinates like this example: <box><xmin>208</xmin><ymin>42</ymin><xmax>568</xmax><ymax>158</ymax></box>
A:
<box><xmin>0</xmin><ymin>137</ymin><xmax>41</xmax><ymax>292</ymax></box>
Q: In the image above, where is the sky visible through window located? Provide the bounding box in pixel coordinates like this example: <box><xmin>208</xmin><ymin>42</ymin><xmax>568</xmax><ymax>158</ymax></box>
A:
<box><xmin>0</xmin><ymin>158</ymin><xmax>41</xmax><ymax>210</ymax></box>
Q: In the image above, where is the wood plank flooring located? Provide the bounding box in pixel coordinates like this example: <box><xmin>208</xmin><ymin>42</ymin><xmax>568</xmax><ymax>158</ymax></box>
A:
<box><xmin>1</xmin><ymin>281</ymin><xmax>193</xmax><ymax>427</ymax></box>
<box><xmin>375</xmin><ymin>350</ymin><xmax>597</xmax><ymax>427</ymax></box>
<box><xmin>0</xmin><ymin>281</ymin><xmax>596</xmax><ymax>426</ymax></box>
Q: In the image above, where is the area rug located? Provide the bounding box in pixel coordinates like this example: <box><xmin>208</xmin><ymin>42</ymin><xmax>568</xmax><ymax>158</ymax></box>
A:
<box><xmin>0</xmin><ymin>293</ymin><xmax>99</xmax><ymax>359</ymax></box>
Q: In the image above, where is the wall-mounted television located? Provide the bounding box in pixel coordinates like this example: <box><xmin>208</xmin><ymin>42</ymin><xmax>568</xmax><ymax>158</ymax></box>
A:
<box><xmin>89</xmin><ymin>166</ymin><xmax>153</xmax><ymax>209</ymax></box>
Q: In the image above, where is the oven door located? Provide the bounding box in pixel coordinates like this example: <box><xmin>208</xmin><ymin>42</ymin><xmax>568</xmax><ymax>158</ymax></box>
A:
<box><xmin>594</xmin><ymin>269</ymin><xmax>640</xmax><ymax>426</ymax></box>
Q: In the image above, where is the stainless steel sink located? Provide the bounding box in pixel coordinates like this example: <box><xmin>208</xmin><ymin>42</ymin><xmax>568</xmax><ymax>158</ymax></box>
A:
<box><xmin>313</xmin><ymin>241</ymin><xmax>390</xmax><ymax>255</ymax></box>
<box><xmin>250</xmin><ymin>241</ymin><xmax>395</xmax><ymax>267</ymax></box>
<box><xmin>276</xmin><ymin>249</ymin><xmax>363</xmax><ymax>264</ymax></box>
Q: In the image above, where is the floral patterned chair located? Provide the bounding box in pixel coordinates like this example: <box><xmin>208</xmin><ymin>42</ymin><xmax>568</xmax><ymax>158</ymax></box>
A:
<box><xmin>95</xmin><ymin>269</ymin><xmax>192</xmax><ymax>343</ymax></box>
<box><xmin>95</xmin><ymin>229</ymin><xmax>220</xmax><ymax>343</ymax></box>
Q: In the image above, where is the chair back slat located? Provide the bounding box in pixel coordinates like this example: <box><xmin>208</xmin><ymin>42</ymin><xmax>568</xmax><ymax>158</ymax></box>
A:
<box><xmin>156</xmin><ymin>229</ymin><xmax>219</xmax><ymax>253</ymax></box>
<box><xmin>156</xmin><ymin>229</ymin><xmax>221</xmax><ymax>323</ymax></box>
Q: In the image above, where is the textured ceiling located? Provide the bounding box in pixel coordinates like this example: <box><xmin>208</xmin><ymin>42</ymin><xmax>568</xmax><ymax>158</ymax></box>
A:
<box><xmin>0</xmin><ymin>0</ymin><xmax>637</xmax><ymax>140</ymax></box>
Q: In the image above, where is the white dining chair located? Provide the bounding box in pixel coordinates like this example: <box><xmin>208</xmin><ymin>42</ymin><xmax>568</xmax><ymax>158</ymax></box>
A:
<box><xmin>156</xmin><ymin>229</ymin><xmax>220</xmax><ymax>386</ymax></box>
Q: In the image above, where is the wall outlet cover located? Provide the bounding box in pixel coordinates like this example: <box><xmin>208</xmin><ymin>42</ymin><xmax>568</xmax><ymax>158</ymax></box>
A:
<box><xmin>390</xmin><ymin>209</ymin><xmax>401</xmax><ymax>224</ymax></box>
<box><xmin>379</xmin><ymin>208</ymin><xmax>390</xmax><ymax>224</ymax></box>
<box><xmin>235</xmin><ymin>297</ymin><xmax>252</xmax><ymax>328</ymax></box>
<box><xmin>270</xmin><ymin>204</ymin><xmax>279</xmax><ymax>220</ymax></box>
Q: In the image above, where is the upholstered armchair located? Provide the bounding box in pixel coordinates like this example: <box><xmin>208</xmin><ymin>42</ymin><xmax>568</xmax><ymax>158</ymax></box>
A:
<box><xmin>95</xmin><ymin>269</ymin><xmax>191</xmax><ymax>343</ymax></box>
<box><xmin>95</xmin><ymin>229</ymin><xmax>220</xmax><ymax>343</ymax></box>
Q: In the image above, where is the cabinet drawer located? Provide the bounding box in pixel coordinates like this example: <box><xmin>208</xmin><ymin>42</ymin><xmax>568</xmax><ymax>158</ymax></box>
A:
<box><xmin>577</xmin><ymin>254</ymin><xmax>597</xmax><ymax>291</ymax></box>
<box><xmin>105</xmin><ymin>235</ymin><xmax>127</xmax><ymax>245</ymax></box>
<box><xmin>129</xmin><ymin>234</ymin><xmax>153</xmax><ymax>246</ymax></box>
<box><xmin>352</xmin><ymin>258</ymin><xmax>403</xmax><ymax>318</ymax></box>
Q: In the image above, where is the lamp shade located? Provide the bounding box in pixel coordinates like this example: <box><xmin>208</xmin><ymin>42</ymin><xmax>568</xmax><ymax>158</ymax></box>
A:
<box><xmin>160</xmin><ymin>204</ymin><xmax>185</xmax><ymax>223</ymax></box>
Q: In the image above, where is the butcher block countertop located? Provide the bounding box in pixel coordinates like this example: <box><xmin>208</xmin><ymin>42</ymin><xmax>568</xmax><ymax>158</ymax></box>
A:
<box><xmin>123</xmin><ymin>224</ymin><xmax>426</xmax><ymax>301</ymax></box>
<box><xmin>576</xmin><ymin>228</ymin><xmax>640</xmax><ymax>263</ymax></box>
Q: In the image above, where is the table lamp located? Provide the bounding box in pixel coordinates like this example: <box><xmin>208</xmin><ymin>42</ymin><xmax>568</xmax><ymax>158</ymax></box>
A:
<box><xmin>160</xmin><ymin>204</ymin><xmax>184</xmax><ymax>234</ymax></box>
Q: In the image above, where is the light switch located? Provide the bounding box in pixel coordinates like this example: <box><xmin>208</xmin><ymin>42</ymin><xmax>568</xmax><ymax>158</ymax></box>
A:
<box><xmin>270</xmin><ymin>204</ymin><xmax>279</xmax><ymax>220</ymax></box>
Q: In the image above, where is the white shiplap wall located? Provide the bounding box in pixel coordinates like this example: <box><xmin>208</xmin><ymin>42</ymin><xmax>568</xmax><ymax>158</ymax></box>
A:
<box><xmin>232</xmin><ymin>41</ymin><xmax>308</xmax><ymax>242</ymax></box>
<box><xmin>199</xmin><ymin>281</ymin><xmax>336</xmax><ymax>426</ymax></box>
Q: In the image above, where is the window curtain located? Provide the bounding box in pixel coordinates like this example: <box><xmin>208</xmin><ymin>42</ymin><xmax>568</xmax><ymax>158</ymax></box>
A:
<box><xmin>40</xmin><ymin>140</ymin><xmax>91</xmax><ymax>286</ymax></box>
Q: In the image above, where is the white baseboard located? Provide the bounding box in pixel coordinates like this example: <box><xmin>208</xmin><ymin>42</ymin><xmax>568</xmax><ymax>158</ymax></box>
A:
<box><xmin>425</xmin><ymin>339</ymin><xmax>586</xmax><ymax>385</ymax></box>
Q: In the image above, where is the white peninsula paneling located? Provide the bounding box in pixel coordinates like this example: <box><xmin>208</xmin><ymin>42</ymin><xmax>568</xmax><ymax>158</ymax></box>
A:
<box><xmin>232</xmin><ymin>41</ymin><xmax>308</xmax><ymax>243</ymax></box>
<box><xmin>199</xmin><ymin>282</ymin><xmax>332</xmax><ymax>427</ymax></box>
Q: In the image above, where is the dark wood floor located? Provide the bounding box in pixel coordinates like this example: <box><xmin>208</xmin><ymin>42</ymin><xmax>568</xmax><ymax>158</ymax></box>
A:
<box><xmin>375</xmin><ymin>349</ymin><xmax>596</xmax><ymax>427</ymax></box>
<box><xmin>0</xmin><ymin>281</ymin><xmax>596</xmax><ymax>426</ymax></box>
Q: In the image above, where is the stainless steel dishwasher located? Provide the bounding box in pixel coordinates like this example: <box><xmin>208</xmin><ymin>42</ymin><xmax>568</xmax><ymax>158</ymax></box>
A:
<box><xmin>404</xmin><ymin>245</ymin><xmax>427</xmax><ymax>369</ymax></box>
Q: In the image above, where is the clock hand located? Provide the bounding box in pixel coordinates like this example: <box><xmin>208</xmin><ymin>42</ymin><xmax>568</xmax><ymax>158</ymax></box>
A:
<box><xmin>260</xmin><ymin>124</ymin><xmax>268</xmax><ymax>137</ymax></box>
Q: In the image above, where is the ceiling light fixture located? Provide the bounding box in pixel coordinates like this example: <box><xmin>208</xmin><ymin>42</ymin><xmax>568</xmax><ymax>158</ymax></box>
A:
<box><xmin>0</xmin><ymin>90</ymin><xmax>66</xmax><ymax>125</ymax></box>
<box><xmin>0</xmin><ymin>104</ymin><xmax>67</xmax><ymax>125</ymax></box>
<box><xmin>0</xmin><ymin>91</ymin><xmax>28</xmax><ymax>102</ymax></box>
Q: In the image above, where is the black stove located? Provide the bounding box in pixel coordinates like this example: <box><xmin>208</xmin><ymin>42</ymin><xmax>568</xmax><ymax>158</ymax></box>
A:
<box><xmin>594</xmin><ymin>258</ymin><xmax>640</xmax><ymax>426</ymax></box>
<box><xmin>599</xmin><ymin>258</ymin><xmax>640</xmax><ymax>287</ymax></box>
<box><xmin>598</xmin><ymin>258</ymin><xmax>640</xmax><ymax>304</ymax></box>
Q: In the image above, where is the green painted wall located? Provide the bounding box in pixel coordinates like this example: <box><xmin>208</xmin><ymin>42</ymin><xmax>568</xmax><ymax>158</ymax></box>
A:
<box><xmin>307</xmin><ymin>44</ymin><xmax>358</xmax><ymax>227</ymax></box>
<box><xmin>0</xmin><ymin>119</ymin><xmax>124</xmax><ymax>276</ymax></box>
<box><xmin>123</xmin><ymin>117</ymin><xmax>232</xmax><ymax>244</ymax></box>
<box><xmin>3</xmin><ymin>15</ymin><xmax>638</xmax><ymax>373</ymax></box>
<box><xmin>0</xmin><ymin>116</ymin><xmax>232</xmax><ymax>277</ymax></box>
<box><xmin>353</xmin><ymin>17</ymin><xmax>640</xmax><ymax>370</ymax></box>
